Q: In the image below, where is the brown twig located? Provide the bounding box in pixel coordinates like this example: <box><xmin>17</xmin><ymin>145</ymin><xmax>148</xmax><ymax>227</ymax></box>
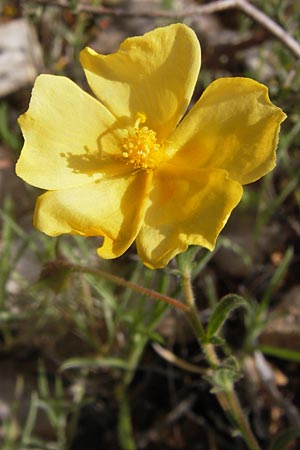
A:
<box><xmin>23</xmin><ymin>0</ymin><xmax>300</xmax><ymax>58</ymax></box>
<box><xmin>234</xmin><ymin>0</ymin><xmax>300</xmax><ymax>58</ymax></box>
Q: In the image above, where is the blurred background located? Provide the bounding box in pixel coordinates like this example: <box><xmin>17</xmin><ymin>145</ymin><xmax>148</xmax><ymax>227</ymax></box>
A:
<box><xmin>0</xmin><ymin>1</ymin><xmax>300</xmax><ymax>449</ymax></box>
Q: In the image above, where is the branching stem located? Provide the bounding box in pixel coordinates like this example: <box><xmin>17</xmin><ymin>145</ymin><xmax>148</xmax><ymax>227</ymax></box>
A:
<box><xmin>23</xmin><ymin>0</ymin><xmax>300</xmax><ymax>57</ymax></box>
<box><xmin>66</xmin><ymin>260</ymin><xmax>261</xmax><ymax>449</ymax></box>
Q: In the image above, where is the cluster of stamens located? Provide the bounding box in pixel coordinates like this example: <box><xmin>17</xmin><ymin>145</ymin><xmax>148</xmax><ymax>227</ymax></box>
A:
<box><xmin>122</xmin><ymin>113</ymin><xmax>163</xmax><ymax>170</ymax></box>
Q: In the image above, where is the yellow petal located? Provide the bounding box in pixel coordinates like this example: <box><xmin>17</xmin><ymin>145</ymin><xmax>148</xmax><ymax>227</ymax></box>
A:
<box><xmin>136</xmin><ymin>165</ymin><xmax>243</xmax><ymax>269</ymax></box>
<box><xmin>80</xmin><ymin>23</ymin><xmax>201</xmax><ymax>141</ymax></box>
<box><xmin>34</xmin><ymin>172</ymin><xmax>151</xmax><ymax>259</ymax></box>
<box><xmin>169</xmin><ymin>78</ymin><xmax>286</xmax><ymax>185</ymax></box>
<box><xmin>16</xmin><ymin>74</ymin><xmax>125</xmax><ymax>190</ymax></box>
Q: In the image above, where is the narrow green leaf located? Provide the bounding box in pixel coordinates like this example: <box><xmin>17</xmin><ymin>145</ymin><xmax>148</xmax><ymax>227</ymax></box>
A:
<box><xmin>259</xmin><ymin>246</ymin><xmax>294</xmax><ymax>313</ymax></box>
<box><xmin>60</xmin><ymin>357</ymin><xmax>130</xmax><ymax>372</ymax></box>
<box><xmin>0</xmin><ymin>197</ymin><xmax>14</xmax><ymax>309</ymax></box>
<box><xmin>269</xmin><ymin>427</ymin><xmax>300</xmax><ymax>450</ymax></box>
<box><xmin>0</xmin><ymin>102</ymin><xmax>21</xmax><ymax>151</ymax></box>
<box><xmin>206</xmin><ymin>294</ymin><xmax>247</xmax><ymax>341</ymax></box>
<box><xmin>259</xmin><ymin>345</ymin><xmax>300</xmax><ymax>363</ymax></box>
<box><xmin>0</xmin><ymin>311</ymin><xmax>29</xmax><ymax>322</ymax></box>
<box><xmin>258</xmin><ymin>171</ymin><xmax>300</xmax><ymax>230</ymax></box>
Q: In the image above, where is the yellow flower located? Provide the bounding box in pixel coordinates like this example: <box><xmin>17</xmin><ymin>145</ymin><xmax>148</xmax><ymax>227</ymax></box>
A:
<box><xmin>16</xmin><ymin>24</ymin><xmax>286</xmax><ymax>269</ymax></box>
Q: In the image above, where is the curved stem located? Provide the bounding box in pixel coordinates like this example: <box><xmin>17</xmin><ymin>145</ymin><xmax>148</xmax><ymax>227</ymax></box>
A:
<box><xmin>65</xmin><ymin>262</ymin><xmax>189</xmax><ymax>312</ymax></box>
<box><xmin>182</xmin><ymin>268</ymin><xmax>261</xmax><ymax>450</ymax></box>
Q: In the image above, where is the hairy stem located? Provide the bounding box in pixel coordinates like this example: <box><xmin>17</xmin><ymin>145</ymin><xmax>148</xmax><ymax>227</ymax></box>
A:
<box><xmin>182</xmin><ymin>268</ymin><xmax>262</xmax><ymax>450</ymax></box>
<box><xmin>65</xmin><ymin>260</ymin><xmax>260</xmax><ymax>449</ymax></box>
<box><xmin>66</xmin><ymin>263</ymin><xmax>189</xmax><ymax>312</ymax></box>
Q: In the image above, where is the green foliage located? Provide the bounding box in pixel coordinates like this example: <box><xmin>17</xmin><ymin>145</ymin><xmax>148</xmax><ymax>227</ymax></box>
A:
<box><xmin>258</xmin><ymin>345</ymin><xmax>300</xmax><ymax>363</ymax></box>
<box><xmin>205</xmin><ymin>294</ymin><xmax>247</xmax><ymax>342</ymax></box>
<box><xmin>269</xmin><ymin>427</ymin><xmax>300</xmax><ymax>450</ymax></box>
<box><xmin>0</xmin><ymin>102</ymin><xmax>22</xmax><ymax>152</ymax></box>
<box><xmin>209</xmin><ymin>356</ymin><xmax>242</xmax><ymax>394</ymax></box>
<box><xmin>2</xmin><ymin>0</ymin><xmax>300</xmax><ymax>449</ymax></box>
<box><xmin>0</xmin><ymin>206</ymin><xmax>170</xmax><ymax>448</ymax></box>
<box><xmin>0</xmin><ymin>197</ymin><xmax>14</xmax><ymax>310</ymax></box>
<box><xmin>242</xmin><ymin>246</ymin><xmax>294</xmax><ymax>354</ymax></box>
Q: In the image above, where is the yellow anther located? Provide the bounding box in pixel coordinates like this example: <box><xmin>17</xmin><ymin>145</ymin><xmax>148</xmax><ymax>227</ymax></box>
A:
<box><xmin>121</xmin><ymin>113</ymin><xmax>164</xmax><ymax>170</ymax></box>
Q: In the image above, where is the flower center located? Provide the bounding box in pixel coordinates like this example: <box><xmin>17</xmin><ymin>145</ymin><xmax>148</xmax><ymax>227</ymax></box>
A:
<box><xmin>122</xmin><ymin>113</ymin><xmax>163</xmax><ymax>170</ymax></box>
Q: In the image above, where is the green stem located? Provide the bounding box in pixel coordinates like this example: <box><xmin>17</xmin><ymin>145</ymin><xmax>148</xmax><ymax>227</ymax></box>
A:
<box><xmin>117</xmin><ymin>340</ymin><xmax>148</xmax><ymax>450</ymax></box>
<box><xmin>203</xmin><ymin>343</ymin><xmax>261</xmax><ymax>450</ymax></box>
<box><xmin>117</xmin><ymin>384</ymin><xmax>137</xmax><ymax>450</ymax></box>
<box><xmin>185</xmin><ymin>307</ymin><xmax>206</xmax><ymax>342</ymax></box>
<box><xmin>182</xmin><ymin>268</ymin><xmax>261</xmax><ymax>450</ymax></box>
<box><xmin>181</xmin><ymin>267</ymin><xmax>195</xmax><ymax>308</ymax></box>
<box><xmin>181</xmin><ymin>268</ymin><xmax>206</xmax><ymax>341</ymax></box>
